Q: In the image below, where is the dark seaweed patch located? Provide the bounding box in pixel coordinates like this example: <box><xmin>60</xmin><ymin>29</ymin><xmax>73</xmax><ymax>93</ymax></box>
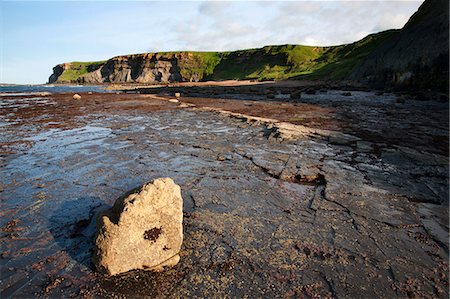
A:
<box><xmin>144</xmin><ymin>227</ymin><xmax>162</xmax><ymax>242</ymax></box>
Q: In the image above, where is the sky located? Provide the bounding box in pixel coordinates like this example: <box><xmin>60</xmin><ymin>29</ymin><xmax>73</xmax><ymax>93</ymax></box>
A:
<box><xmin>1</xmin><ymin>0</ymin><xmax>423</xmax><ymax>84</ymax></box>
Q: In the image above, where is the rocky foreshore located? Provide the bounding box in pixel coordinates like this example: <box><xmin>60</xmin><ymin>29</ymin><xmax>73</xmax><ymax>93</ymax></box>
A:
<box><xmin>0</xmin><ymin>86</ymin><xmax>448</xmax><ymax>297</ymax></box>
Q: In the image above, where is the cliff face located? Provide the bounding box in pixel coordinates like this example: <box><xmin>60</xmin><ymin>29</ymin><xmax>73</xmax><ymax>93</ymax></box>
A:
<box><xmin>48</xmin><ymin>34</ymin><xmax>394</xmax><ymax>85</ymax></box>
<box><xmin>81</xmin><ymin>54</ymin><xmax>177</xmax><ymax>84</ymax></box>
<box><xmin>349</xmin><ymin>0</ymin><xmax>449</xmax><ymax>91</ymax></box>
<box><xmin>48</xmin><ymin>63</ymin><xmax>70</xmax><ymax>84</ymax></box>
<box><xmin>50</xmin><ymin>53</ymin><xmax>206</xmax><ymax>84</ymax></box>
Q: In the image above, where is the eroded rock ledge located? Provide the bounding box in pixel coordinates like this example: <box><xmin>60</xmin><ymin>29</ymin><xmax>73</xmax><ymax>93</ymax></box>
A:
<box><xmin>193</xmin><ymin>106</ymin><xmax>360</xmax><ymax>144</ymax></box>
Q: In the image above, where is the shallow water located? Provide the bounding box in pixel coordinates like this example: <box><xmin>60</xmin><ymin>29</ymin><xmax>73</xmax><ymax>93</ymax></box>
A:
<box><xmin>0</xmin><ymin>84</ymin><xmax>109</xmax><ymax>94</ymax></box>
<box><xmin>0</xmin><ymin>97</ymin><xmax>56</xmax><ymax>109</ymax></box>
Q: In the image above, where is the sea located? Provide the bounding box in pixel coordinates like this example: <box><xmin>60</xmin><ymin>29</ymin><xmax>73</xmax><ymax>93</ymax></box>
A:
<box><xmin>0</xmin><ymin>84</ymin><xmax>110</xmax><ymax>95</ymax></box>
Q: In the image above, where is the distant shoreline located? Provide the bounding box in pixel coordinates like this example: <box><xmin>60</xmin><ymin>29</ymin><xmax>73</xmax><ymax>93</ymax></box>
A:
<box><xmin>43</xmin><ymin>79</ymin><xmax>351</xmax><ymax>91</ymax></box>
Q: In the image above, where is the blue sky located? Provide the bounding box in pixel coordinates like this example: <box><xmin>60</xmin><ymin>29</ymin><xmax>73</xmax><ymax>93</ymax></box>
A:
<box><xmin>1</xmin><ymin>0</ymin><xmax>423</xmax><ymax>84</ymax></box>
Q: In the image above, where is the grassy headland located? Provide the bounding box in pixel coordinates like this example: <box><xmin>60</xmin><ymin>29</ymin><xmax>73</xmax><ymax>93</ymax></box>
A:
<box><xmin>53</xmin><ymin>30</ymin><xmax>398</xmax><ymax>83</ymax></box>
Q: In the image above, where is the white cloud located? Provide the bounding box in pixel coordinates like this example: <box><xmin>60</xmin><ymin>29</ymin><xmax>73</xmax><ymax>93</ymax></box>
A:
<box><xmin>303</xmin><ymin>37</ymin><xmax>318</xmax><ymax>46</ymax></box>
<box><xmin>264</xmin><ymin>0</ymin><xmax>422</xmax><ymax>46</ymax></box>
<box><xmin>199</xmin><ymin>1</ymin><xmax>231</xmax><ymax>16</ymax></box>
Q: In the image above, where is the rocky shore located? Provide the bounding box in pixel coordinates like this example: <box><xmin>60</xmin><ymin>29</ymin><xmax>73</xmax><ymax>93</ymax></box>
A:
<box><xmin>0</xmin><ymin>86</ymin><xmax>448</xmax><ymax>297</ymax></box>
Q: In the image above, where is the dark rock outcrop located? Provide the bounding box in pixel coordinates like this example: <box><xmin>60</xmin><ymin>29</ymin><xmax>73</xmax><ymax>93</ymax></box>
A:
<box><xmin>48</xmin><ymin>63</ymin><xmax>69</xmax><ymax>84</ymax></box>
<box><xmin>349</xmin><ymin>0</ymin><xmax>449</xmax><ymax>91</ymax></box>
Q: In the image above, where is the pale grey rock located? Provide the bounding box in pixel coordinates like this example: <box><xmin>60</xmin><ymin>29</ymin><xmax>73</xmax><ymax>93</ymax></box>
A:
<box><xmin>93</xmin><ymin>178</ymin><xmax>183</xmax><ymax>275</ymax></box>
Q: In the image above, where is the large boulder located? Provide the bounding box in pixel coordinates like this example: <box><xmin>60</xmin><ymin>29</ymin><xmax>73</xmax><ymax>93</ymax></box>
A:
<box><xmin>93</xmin><ymin>178</ymin><xmax>183</xmax><ymax>276</ymax></box>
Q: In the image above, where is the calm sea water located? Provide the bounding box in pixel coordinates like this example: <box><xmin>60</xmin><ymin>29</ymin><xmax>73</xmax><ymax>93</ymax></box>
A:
<box><xmin>0</xmin><ymin>84</ymin><xmax>109</xmax><ymax>94</ymax></box>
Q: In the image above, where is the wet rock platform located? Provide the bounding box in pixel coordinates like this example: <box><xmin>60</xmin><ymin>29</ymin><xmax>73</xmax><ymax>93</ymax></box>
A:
<box><xmin>0</xmin><ymin>89</ymin><xmax>448</xmax><ymax>298</ymax></box>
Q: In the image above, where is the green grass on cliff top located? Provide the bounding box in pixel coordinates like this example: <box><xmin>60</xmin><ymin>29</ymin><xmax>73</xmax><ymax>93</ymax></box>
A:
<box><xmin>207</xmin><ymin>45</ymin><xmax>321</xmax><ymax>80</ymax></box>
<box><xmin>177</xmin><ymin>52</ymin><xmax>223</xmax><ymax>80</ymax></box>
<box><xmin>297</xmin><ymin>29</ymin><xmax>399</xmax><ymax>80</ymax></box>
<box><xmin>56</xmin><ymin>30</ymin><xmax>398</xmax><ymax>82</ymax></box>
<box><xmin>57</xmin><ymin>61</ymin><xmax>105</xmax><ymax>82</ymax></box>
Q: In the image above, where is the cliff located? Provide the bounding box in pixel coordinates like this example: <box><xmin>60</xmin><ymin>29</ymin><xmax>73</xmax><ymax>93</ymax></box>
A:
<box><xmin>48</xmin><ymin>31</ymin><xmax>396</xmax><ymax>85</ymax></box>
<box><xmin>77</xmin><ymin>52</ymin><xmax>222</xmax><ymax>84</ymax></box>
<box><xmin>49</xmin><ymin>0</ymin><xmax>448</xmax><ymax>91</ymax></box>
<box><xmin>49</xmin><ymin>53</ymin><xmax>218</xmax><ymax>84</ymax></box>
<box><xmin>349</xmin><ymin>0</ymin><xmax>449</xmax><ymax>91</ymax></box>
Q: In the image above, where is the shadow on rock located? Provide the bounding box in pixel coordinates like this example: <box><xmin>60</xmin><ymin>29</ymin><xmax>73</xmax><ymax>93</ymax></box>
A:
<box><xmin>49</xmin><ymin>197</ymin><xmax>110</xmax><ymax>269</ymax></box>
